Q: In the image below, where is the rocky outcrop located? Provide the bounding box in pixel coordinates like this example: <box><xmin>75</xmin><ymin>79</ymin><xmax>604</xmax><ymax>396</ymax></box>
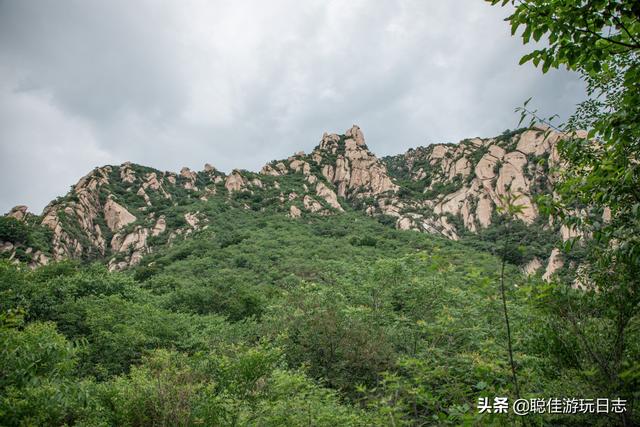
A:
<box><xmin>379</xmin><ymin>126</ymin><xmax>572</xmax><ymax>278</ymax></box>
<box><xmin>109</xmin><ymin>226</ymin><xmax>150</xmax><ymax>271</ymax></box>
<box><xmin>303</xmin><ymin>196</ymin><xmax>323</xmax><ymax>213</ymax></box>
<box><xmin>152</xmin><ymin>216</ymin><xmax>166</xmax><ymax>236</ymax></box>
<box><xmin>184</xmin><ymin>212</ymin><xmax>199</xmax><ymax>228</ymax></box>
<box><xmin>261</xmin><ymin>162</ymin><xmax>289</xmax><ymax>176</ymax></box>
<box><xmin>4</xmin><ymin>124</ymin><xmax>574</xmax><ymax>279</ymax></box>
<box><xmin>289</xmin><ymin>205</ymin><xmax>302</xmax><ymax>218</ymax></box>
<box><xmin>0</xmin><ymin>241</ymin><xmax>14</xmax><ymax>254</ymax></box>
<box><xmin>315</xmin><ymin>182</ymin><xmax>343</xmax><ymax>211</ymax></box>
<box><xmin>289</xmin><ymin>159</ymin><xmax>311</xmax><ymax>175</ymax></box>
<box><xmin>180</xmin><ymin>167</ymin><xmax>199</xmax><ymax>191</ymax></box>
<box><xmin>312</xmin><ymin>126</ymin><xmax>398</xmax><ymax>199</ymax></box>
<box><xmin>225</xmin><ymin>171</ymin><xmax>247</xmax><ymax>193</ymax></box>
<box><xmin>345</xmin><ymin>124</ymin><xmax>366</xmax><ymax>147</ymax></box>
<box><xmin>39</xmin><ymin>166</ymin><xmax>113</xmax><ymax>260</ymax></box>
<box><xmin>7</xmin><ymin>205</ymin><xmax>29</xmax><ymax>221</ymax></box>
<box><xmin>542</xmin><ymin>248</ymin><xmax>564</xmax><ymax>281</ymax></box>
<box><xmin>260</xmin><ymin>125</ymin><xmax>397</xmax><ymax>203</ymax></box>
<box><xmin>104</xmin><ymin>198</ymin><xmax>136</xmax><ymax>232</ymax></box>
<box><xmin>25</xmin><ymin>161</ymin><xmax>227</xmax><ymax>267</ymax></box>
<box><xmin>387</xmin><ymin>134</ymin><xmax>549</xmax><ymax>230</ymax></box>
<box><xmin>142</xmin><ymin>172</ymin><xmax>171</xmax><ymax>199</ymax></box>
<box><xmin>523</xmin><ymin>258</ymin><xmax>543</xmax><ymax>276</ymax></box>
<box><xmin>120</xmin><ymin>162</ymin><xmax>136</xmax><ymax>183</ymax></box>
<box><xmin>28</xmin><ymin>251</ymin><xmax>49</xmax><ymax>269</ymax></box>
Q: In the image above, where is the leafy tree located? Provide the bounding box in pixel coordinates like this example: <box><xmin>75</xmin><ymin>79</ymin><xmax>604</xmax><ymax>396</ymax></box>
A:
<box><xmin>0</xmin><ymin>309</ymin><xmax>100</xmax><ymax>426</ymax></box>
<box><xmin>487</xmin><ymin>0</ymin><xmax>640</xmax><ymax>259</ymax></box>
<box><xmin>488</xmin><ymin>1</ymin><xmax>640</xmax><ymax>425</ymax></box>
<box><xmin>0</xmin><ymin>217</ymin><xmax>28</xmax><ymax>244</ymax></box>
<box><xmin>0</xmin><ymin>198</ymin><xmax>624</xmax><ymax>425</ymax></box>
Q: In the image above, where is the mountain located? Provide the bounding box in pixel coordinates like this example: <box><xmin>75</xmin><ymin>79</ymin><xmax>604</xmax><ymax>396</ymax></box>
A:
<box><xmin>0</xmin><ymin>187</ymin><xmax>535</xmax><ymax>425</ymax></box>
<box><xmin>2</xmin><ymin>125</ymin><xmax>635</xmax><ymax>426</ymax></box>
<box><xmin>1</xmin><ymin>124</ymin><xmax>571</xmax><ymax>278</ymax></box>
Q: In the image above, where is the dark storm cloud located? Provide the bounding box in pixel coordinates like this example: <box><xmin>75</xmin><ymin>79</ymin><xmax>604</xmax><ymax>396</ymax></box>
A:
<box><xmin>0</xmin><ymin>0</ymin><xmax>585</xmax><ymax>214</ymax></box>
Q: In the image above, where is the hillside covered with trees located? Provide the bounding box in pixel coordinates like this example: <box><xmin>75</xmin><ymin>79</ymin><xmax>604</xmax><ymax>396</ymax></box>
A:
<box><xmin>3</xmin><ymin>207</ymin><xmax>631</xmax><ymax>425</ymax></box>
<box><xmin>1</xmin><ymin>0</ymin><xmax>639</xmax><ymax>425</ymax></box>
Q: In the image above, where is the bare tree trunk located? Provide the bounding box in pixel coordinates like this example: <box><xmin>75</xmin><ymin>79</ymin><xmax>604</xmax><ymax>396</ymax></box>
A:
<box><xmin>500</xmin><ymin>255</ymin><xmax>520</xmax><ymax>399</ymax></box>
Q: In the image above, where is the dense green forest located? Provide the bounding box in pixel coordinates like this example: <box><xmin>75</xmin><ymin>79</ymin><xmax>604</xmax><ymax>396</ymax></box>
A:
<box><xmin>2</xmin><ymin>0</ymin><xmax>640</xmax><ymax>425</ymax></box>
<box><xmin>2</xmin><ymin>209</ymin><xmax>637</xmax><ymax>425</ymax></box>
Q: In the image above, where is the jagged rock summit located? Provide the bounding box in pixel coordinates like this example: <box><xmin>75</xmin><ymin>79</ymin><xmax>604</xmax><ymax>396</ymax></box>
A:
<box><xmin>262</xmin><ymin>125</ymin><xmax>397</xmax><ymax>200</ymax></box>
<box><xmin>379</xmin><ymin>126</ymin><xmax>563</xmax><ymax>238</ymax></box>
<box><xmin>2</xmin><ymin>124</ymin><xmax>572</xmax><ymax>278</ymax></box>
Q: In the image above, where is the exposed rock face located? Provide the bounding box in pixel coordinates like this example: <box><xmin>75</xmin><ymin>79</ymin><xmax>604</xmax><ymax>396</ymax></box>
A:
<box><xmin>142</xmin><ymin>172</ymin><xmax>171</xmax><ymax>199</ymax></box>
<box><xmin>260</xmin><ymin>164</ymin><xmax>280</xmax><ymax>176</ymax></box>
<box><xmin>289</xmin><ymin>159</ymin><xmax>310</xmax><ymax>175</ymax></box>
<box><xmin>24</xmin><ymin>161</ymin><xmax>227</xmax><ymax>268</ymax></box>
<box><xmin>225</xmin><ymin>171</ymin><xmax>246</xmax><ymax>193</ymax></box>
<box><xmin>29</xmin><ymin>251</ymin><xmax>49</xmax><ymax>269</ymax></box>
<box><xmin>260</xmin><ymin>125</ymin><xmax>398</xmax><ymax>203</ymax></box>
<box><xmin>303</xmin><ymin>195</ymin><xmax>323</xmax><ymax>213</ymax></box>
<box><xmin>180</xmin><ymin>167</ymin><xmax>199</xmax><ymax>191</ymax></box>
<box><xmin>109</xmin><ymin>226</ymin><xmax>150</xmax><ymax>271</ymax></box>
<box><xmin>152</xmin><ymin>216</ymin><xmax>166</xmax><ymax>236</ymax></box>
<box><xmin>379</xmin><ymin>126</ymin><xmax>571</xmax><ymax>277</ymax></box>
<box><xmin>315</xmin><ymin>182</ymin><xmax>343</xmax><ymax>211</ymax></box>
<box><xmin>104</xmin><ymin>198</ymin><xmax>136</xmax><ymax>232</ymax></box>
<box><xmin>385</xmin><ymin>129</ymin><xmax>559</xmax><ymax>238</ymax></box>
<box><xmin>313</xmin><ymin>126</ymin><xmax>398</xmax><ymax>199</ymax></box>
<box><xmin>523</xmin><ymin>258</ymin><xmax>543</xmax><ymax>276</ymax></box>
<box><xmin>397</xmin><ymin>216</ymin><xmax>416</xmax><ymax>231</ymax></box>
<box><xmin>261</xmin><ymin>162</ymin><xmax>289</xmax><ymax>176</ymax></box>
<box><xmin>184</xmin><ymin>212</ymin><xmax>199</xmax><ymax>228</ymax></box>
<box><xmin>289</xmin><ymin>205</ymin><xmax>302</xmax><ymax>218</ymax></box>
<box><xmin>120</xmin><ymin>162</ymin><xmax>136</xmax><ymax>183</ymax></box>
<box><xmin>137</xmin><ymin>187</ymin><xmax>151</xmax><ymax>205</ymax></box>
<box><xmin>543</xmin><ymin>249</ymin><xmax>564</xmax><ymax>281</ymax></box>
<box><xmin>4</xmin><ymin>124</ymin><xmax>573</xmax><ymax>279</ymax></box>
<box><xmin>0</xmin><ymin>241</ymin><xmax>14</xmax><ymax>254</ymax></box>
<box><xmin>7</xmin><ymin>205</ymin><xmax>29</xmax><ymax>221</ymax></box>
<box><xmin>39</xmin><ymin>166</ymin><xmax>113</xmax><ymax>260</ymax></box>
<box><xmin>345</xmin><ymin>124</ymin><xmax>366</xmax><ymax>147</ymax></box>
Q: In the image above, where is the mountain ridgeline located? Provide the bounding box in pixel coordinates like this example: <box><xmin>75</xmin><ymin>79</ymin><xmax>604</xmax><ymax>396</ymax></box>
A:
<box><xmin>2</xmin><ymin>125</ymin><xmax>570</xmax><ymax>278</ymax></box>
<box><xmin>2</xmin><ymin>125</ymin><xmax>636</xmax><ymax>426</ymax></box>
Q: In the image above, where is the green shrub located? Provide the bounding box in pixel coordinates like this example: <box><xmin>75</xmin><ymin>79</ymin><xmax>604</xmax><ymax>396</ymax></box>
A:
<box><xmin>0</xmin><ymin>217</ymin><xmax>28</xmax><ymax>244</ymax></box>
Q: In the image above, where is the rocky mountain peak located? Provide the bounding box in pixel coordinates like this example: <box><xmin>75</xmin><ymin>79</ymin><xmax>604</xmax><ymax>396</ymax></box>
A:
<box><xmin>7</xmin><ymin>205</ymin><xmax>29</xmax><ymax>221</ymax></box>
<box><xmin>309</xmin><ymin>125</ymin><xmax>398</xmax><ymax>199</ymax></box>
<box><xmin>3</xmin><ymin>125</ymin><xmax>577</xmax><ymax>279</ymax></box>
<box><xmin>345</xmin><ymin>124</ymin><xmax>366</xmax><ymax>147</ymax></box>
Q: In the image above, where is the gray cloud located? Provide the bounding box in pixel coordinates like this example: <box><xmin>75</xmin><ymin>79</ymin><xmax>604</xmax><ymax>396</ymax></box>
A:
<box><xmin>0</xmin><ymin>0</ymin><xmax>585</xmax><ymax>214</ymax></box>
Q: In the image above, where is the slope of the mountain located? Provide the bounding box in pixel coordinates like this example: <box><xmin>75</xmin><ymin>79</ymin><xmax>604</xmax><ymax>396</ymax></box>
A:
<box><xmin>381</xmin><ymin>127</ymin><xmax>559</xmax><ymax>234</ymax></box>
<box><xmin>0</xmin><ymin>201</ymin><xmax>539</xmax><ymax>426</ymax></box>
<box><xmin>0</xmin><ymin>206</ymin><xmax>53</xmax><ymax>268</ymax></box>
<box><xmin>2</xmin><ymin>127</ymin><xmax>636</xmax><ymax>427</ymax></box>
<box><xmin>1</xmin><ymin>124</ymin><xmax>574</xmax><ymax>277</ymax></box>
<box><xmin>2</xmin><ymin>188</ymin><xmax>630</xmax><ymax>426</ymax></box>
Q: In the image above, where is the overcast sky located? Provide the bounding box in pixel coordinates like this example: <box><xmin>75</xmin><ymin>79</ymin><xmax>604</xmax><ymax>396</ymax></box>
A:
<box><xmin>0</xmin><ymin>0</ymin><xmax>585</xmax><ymax>214</ymax></box>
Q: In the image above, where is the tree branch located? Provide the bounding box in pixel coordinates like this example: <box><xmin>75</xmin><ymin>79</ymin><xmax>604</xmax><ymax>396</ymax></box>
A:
<box><xmin>574</xmin><ymin>27</ymin><xmax>640</xmax><ymax>50</ymax></box>
<box><xmin>611</xmin><ymin>15</ymin><xmax>640</xmax><ymax>47</ymax></box>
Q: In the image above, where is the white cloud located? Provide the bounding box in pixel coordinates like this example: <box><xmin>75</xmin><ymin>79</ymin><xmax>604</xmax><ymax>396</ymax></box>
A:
<box><xmin>0</xmin><ymin>75</ymin><xmax>116</xmax><ymax>213</ymax></box>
